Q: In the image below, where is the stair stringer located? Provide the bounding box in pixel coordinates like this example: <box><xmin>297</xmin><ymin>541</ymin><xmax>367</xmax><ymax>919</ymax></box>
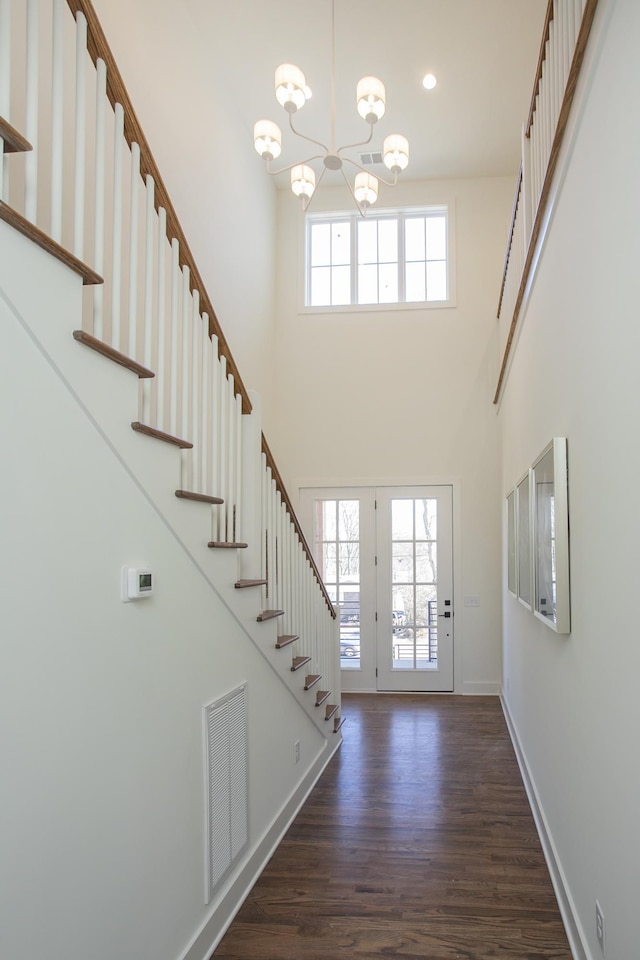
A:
<box><xmin>0</xmin><ymin>218</ymin><xmax>340</xmax><ymax>740</ymax></box>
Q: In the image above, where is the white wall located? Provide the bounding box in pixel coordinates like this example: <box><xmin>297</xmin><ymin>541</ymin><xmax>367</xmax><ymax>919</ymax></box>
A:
<box><xmin>91</xmin><ymin>0</ymin><xmax>279</xmax><ymax>428</ymax></box>
<box><xmin>271</xmin><ymin>176</ymin><xmax>514</xmax><ymax>693</ymax></box>
<box><xmin>0</xmin><ymin>225</ymin><xmax>329</xmax><ymax>960</ymax></box>
<box><xmin>499</xmin><ymin>1</ymin><xmax>640</xmax><ymax>957</ymax></box>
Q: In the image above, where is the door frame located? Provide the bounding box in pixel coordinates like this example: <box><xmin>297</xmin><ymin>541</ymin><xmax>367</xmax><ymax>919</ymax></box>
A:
<box><xmin>296</xmin><ymin>476</ymin><xmax>462</xmax><ymax>694</ymax></box>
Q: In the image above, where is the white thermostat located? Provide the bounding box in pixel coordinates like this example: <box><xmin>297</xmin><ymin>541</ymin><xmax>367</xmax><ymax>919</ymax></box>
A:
<box><xmin>121</xmin><ymin>566</ymin><xmax>154</xmax><ymax>602</ymax></box>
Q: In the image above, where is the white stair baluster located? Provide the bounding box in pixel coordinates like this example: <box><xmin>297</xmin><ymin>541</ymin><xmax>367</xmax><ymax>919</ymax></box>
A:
<box><xmin>111</xmin><ymin>103</ymin><xmax>124</xmax><ymax>350</ymax></box>
<box><xmin>73</xmin><ymin>11</ymin><xmax>87</xmax><ymax>258</ymax></box>
<box><xmin>127</xmin><ymin>141</ymin><xmax>140</xmax><ymax>359</ymax></box>
<box><xmin>50</xmin><ymin>0</ymin><xmax>64</xmax><ymax>241</ymax></box>
<box><xmin>169</xmin><ymin>238</ymin><xmax>181</xmax><ymax>437</ymax></box>
<box><xmin>141</xmin><ymin>173</ymin><xmax>155</xmax><ymax>423</ymax></box>
<box><xmin>93</xmin><ymin>58</ymin><xmax>107</xmax><ymax>339</ymax></box>
<box><xmin>25</xmin><ymin>0</ymin><xmax>39</xmax><ymax>224</ymax></box>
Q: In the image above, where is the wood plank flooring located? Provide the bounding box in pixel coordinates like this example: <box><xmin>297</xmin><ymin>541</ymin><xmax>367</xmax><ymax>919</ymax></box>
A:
<box><xmin>213</xmin><ymin>694</ymin><xmax>571</xmax><ymax>960</ymax></box>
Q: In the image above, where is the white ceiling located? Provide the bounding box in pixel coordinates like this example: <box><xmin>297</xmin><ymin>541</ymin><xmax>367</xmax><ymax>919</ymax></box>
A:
<box><xmin>194</xmin><ymin>0</ymin><xmax>547</xmax><ymax>186</ymax></box>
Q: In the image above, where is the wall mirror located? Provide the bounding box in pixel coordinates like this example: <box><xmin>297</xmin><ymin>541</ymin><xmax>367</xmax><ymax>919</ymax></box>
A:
<box><xmin>516</xmin><ymin>471</ymin><xmax>532</xmax><ymax>609</ymax></box>
<box><xmin>532</xmin><ymin>438</ymin><xmax>570</xmax><ymax>633</ymax></box>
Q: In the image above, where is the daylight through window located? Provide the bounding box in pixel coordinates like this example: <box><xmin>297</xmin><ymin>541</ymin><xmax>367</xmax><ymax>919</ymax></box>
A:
<box><xmin>306</xmin><ymin>207</ymin><xmax>451</xmax><ymax>308</ymax></box>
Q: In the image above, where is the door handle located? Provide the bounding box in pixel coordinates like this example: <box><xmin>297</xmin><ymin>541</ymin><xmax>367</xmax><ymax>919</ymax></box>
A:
<box><xmin>438</xmin><ymin>611</ymin><xmax>452</xmax><ymax>618</ymax></box>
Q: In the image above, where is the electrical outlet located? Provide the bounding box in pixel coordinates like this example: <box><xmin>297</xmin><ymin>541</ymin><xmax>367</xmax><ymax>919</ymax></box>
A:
<box><xmin>596</xmin><ymin>900</ymin><xmax>605</xmax><ymax>954</ymax></box>
<box><xmin>294</xmin><ymin>740</ymin><xmax>300</xmax><ymax>764</ymax></box>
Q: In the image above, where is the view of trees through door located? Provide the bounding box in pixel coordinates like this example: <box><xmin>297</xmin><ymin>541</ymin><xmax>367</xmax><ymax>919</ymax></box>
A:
<box><xmin>303</xmin><ymin>486</ymin><xmax>454</xmax><ymax>692</ymax></box>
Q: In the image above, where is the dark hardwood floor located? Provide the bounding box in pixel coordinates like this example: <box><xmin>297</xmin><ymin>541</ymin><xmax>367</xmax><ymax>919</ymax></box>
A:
<box><xmin>213</xmin><ymin>694</ymin><xmax>571</xmax><ymax>959</ymax></box>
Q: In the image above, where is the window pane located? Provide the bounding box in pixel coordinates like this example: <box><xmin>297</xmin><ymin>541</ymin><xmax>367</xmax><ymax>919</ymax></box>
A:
<box><xmin>416</xmin><ymin>585</ymin><xmax>437</xmax><ymax>625</ymax></box>
<box><xmin>416</xmin><ymin>542</ymin><xmax>437</xmax><ymax>583</ymax></box>
<box><xmin>358</xmin><ymin>264</ymin><xmax>378</xmax><ymax>304</ymax></box>
<box><xmin>338</xmin><ymin>500</ymin><xmax>359</xmax><ymax>540</ymax></box>
<box><xmin>357</xmin><ymin>220</ymin><xmax>377</xmax><ymax>264</ymax></box>
<box><xmin>339</xmin><ymin>543</ymin><xmax>359</xmax><ymax>581</ymax></box>
<box><xmin>426</xmin><ymin>260</ymin><xmax>447</xmax><ymax>301</ymax></box>
<box><xmin>415</xmin><ymin>499</ymin><xmax>437</xmax><ymax>539</ymax></box>
<box><xmin>392</xmin><ymin>499</ymin><xmax>414</xmax><ymax>540</ymax></box>
<box><xmin>311</xmin><ymin>223</ymin><xmax>330</xmax><ymax>266</ymax></box>
<box><xmin>426</xmin><ymin>216</ymin><xmax>446</xmax><ymax>261</ymax></box>
<box><xmin>323</xmin><ymin>542</ymin><xmax>337</xmax><ymax>582</ymax></box>
<box><xmin>378</xmin><ymin>262</ymin><xmax>398</xmax><ymax>303</ymax></box>
<box><xmin>332</xmin><ymin>265</ymin><xmax>351</xmax><ymax>305</ymax></box>
<box><xmin>311</xmin><ymin>266</ymin><xmax>331</xmax><ymax>306</ymax></box>
<box><xmin>332</xmin><ymin>221</ymin><xmax>350</xmax><ymax>265</ymax></box>
<box><xmin>321</xmin><ymin>500</ymin><xmax>337</xmax><ymax>540</ymax></box>
<box><xmin>378</xmin><ymin>219</ymin><xmax>398</xmax><ymax>263</ymax></box>
<box><xmin>405</xmin><ymin>218</ymin><xmax>425</xmax><ymax>261</ymax></box>
<box><xmin>392</xmin><ymin>543</ymin><xmax>413</xmax><ymax>583</ymax></box>
<box><xmin>405</xmin><ymin>261</ymin><xmax>426</xmax><ymax>302</ymax></box>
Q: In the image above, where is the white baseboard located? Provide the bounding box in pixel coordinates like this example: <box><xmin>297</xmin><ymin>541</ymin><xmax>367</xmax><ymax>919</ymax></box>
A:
<box><xmin>180</xmin><ymin>737</ymin><xmax>341</xmax><ymax>960</ymax></box>
<box><xmin>460</xmin><ymin>681</ymin><xmax>501</xmax><ymax>695</ymax></box>
<box><xmin>500</xmin><ymin>696</ymin><xmax>591</xmax><ymax>960</ymax></box>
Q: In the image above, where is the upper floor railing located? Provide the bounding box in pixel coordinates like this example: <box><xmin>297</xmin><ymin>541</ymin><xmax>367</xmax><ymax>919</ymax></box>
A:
<box><xmin>494</xmin><ymin>0</ymin><xmax>600</xmax><ymax>403</ymax></box>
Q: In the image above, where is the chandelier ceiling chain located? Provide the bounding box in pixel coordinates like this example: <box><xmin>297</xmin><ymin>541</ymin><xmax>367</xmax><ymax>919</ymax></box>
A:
<box><xmin>253</xmin><ymin>0</ymin><xmax>409</xmax><ymax>215</ymax></box>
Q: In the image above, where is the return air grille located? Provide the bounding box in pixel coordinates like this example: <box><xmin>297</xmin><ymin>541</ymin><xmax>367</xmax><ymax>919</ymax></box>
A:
<box><xmin>360</xmin><ymin>150</ymin><xmax>383</xmax><ymax>165</ymax></box>
<box><xmin>204</xmin><ymin>683</ymin><xmax>248</xmax><ymax>902</ymax></box>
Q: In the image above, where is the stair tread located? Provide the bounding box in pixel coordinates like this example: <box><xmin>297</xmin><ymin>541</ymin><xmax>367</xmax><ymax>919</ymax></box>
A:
<box><xmin>0</xmin><ymin>115</ymin><xmax>33</xmax><ymax>154</ymax></box>
<box><xmin>175</xmin><ymin>489</ymin><xmax>224</xmax><ymax>504</ymax></box>
<box><xmin>291</xmin><ymin>655</ymin><xmax>312</xmax><ymax>672</ymax></box>
<box><xmin>275</xmin><ymin>634</ymin><xmax>298</xmax><ymax>649</ymax></box>
<box><xmin>235</xmin><ymin>579</ymin><xmax>267</xmax><ymax>589</ymax></box>
<box><xmin>324</xmin><ymin>703</ymin><xmax>339</xmax><ymax>721</ymax></box>
<box><xmin>208</xmin><ymin>541</ymin><xmax>248</xmax><ymax>549</ymax></box>
<box><xmin>73</xmin><ymin>330</ymin><xmax>155</xmax><ymax>378</ymax></box>
<box><xmin>131</xmin><ymin>421</ymin><xmax>192</xmax><ymax>449</ymax></box>
<box><xmin>333</xmin><ymin>716</ymin><xmax>346</xmax><ymax>733</ymax></box>
<box><xmin>257</xmin><ymin>609</ymin><xmax>284</xmax><ymax>622</ymax></box>
<box><xmin>315</xmin><ymin>690</ymin><xmax>331</xmax><ymax>706</ymax></box>
<box><xmin>0</xmin><ymin>200</ymin><xmax>102</xmax><ymax>285</ymax></box>
<box><xmin>304</xmin><ymin>674</ymin><xmax>322</xmax><ymax>690</ymax></box>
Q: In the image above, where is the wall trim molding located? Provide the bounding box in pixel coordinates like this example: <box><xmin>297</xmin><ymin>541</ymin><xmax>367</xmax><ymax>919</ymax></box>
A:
<box><xmin>461</xmin><ymin>681</ymin><xmax>500</xmax><ymax>696</ymax></box>
<box><xmin>181</xmin><ymin>738</ymin><xmax>341</xmax><ymax>960</ymax></box>
<box><xmin>500</xmin><ymin>695</ymin><xmax>591</xmax><ymax>960</ymax></box>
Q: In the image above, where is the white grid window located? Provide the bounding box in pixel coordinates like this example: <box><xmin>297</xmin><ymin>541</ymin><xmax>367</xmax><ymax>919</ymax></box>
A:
<box><xmin>306</xmin><ymin>206</ymin><xmax>453</xmax><ymax>309</ymax></box>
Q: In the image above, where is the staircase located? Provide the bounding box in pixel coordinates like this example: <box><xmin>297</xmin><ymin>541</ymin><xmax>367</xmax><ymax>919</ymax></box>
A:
<box><xmin>0</xmin><ymin>0</ymin><xmax>343</xmax><ymax>737</ymax></box>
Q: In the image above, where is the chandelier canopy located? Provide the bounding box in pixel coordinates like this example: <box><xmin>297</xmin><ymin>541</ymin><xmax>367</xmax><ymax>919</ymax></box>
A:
<box><xmin>253</xmin><ymin>0</ymin><xmax>409</xmax><ymax>214</ymax></box>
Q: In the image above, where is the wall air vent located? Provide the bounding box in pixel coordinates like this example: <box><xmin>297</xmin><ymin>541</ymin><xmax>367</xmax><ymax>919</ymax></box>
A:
<box><xmin>360</xmin><ymin>151</ymin><xmax>384</xmax><ymax>166</ymax></box>
<box><xmin>204</xmin><ymin>683</ymin><xmax>248</xmax><ymax>902</ymax></box>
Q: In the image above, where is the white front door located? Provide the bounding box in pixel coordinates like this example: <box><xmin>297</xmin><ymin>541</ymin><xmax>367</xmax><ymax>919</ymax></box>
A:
<box><xmin>300</xmin><ymin>485</ymin><xmax>454</xmax><ymax>693</ymax></box>
<box><xmin>375</xmin><ymin>486</ymin><xmax>453</xmax><ymax>692</ymax></box>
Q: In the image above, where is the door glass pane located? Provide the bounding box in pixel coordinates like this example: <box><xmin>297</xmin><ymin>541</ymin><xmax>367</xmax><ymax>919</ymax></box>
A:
<box><xmin>390</xmin><ymin>498</ymin><xmax>439</xmax><ymax>672</ymax></box>
<box><xmin>313</xmin><ymin>498</ymin><xmax>361</xmax><ymax>670</ymax></box>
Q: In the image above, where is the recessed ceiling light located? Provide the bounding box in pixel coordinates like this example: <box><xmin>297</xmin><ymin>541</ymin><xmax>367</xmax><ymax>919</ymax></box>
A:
<box><xmin>422</xmin><ymin>73</ymin><xmax>437</xmax><ymax>90</ymax></box>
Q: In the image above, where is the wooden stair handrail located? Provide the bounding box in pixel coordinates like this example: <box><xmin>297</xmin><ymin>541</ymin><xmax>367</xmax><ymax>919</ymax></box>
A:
<box><xmin>496</xmin><ymin>165</ymin><xmax>523</xmax><ymax>320</ymax></box>
<box><xmin>261</xmin><ymin>434</ymin><xmax>336</xmax><ymax>619</ymax></box>
<box><xmin>65</xmin><ymin>0</ymin><xmax>251</xmax><ymax>415</ymax></box>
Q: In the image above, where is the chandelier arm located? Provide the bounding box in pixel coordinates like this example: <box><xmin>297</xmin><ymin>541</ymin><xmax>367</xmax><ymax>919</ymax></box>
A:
<box><xmin>342</xmin><ymin>155</ymin><xmax>399</xmax><ymax>188</ymax></box>
<box><xmin>336</xmin><ymin>120</ymin><xmax>375</xmax><ymax>155</ymax></box>
<box><xmin>289</xmin><ymin>113</ymin><xmax>329</xmax><ymax>153</ymax></box>
<box><xmin>338</xmin><ymin>166</ymin><xmax>368</xmax><ymax>218</ymax></box>
<box><xmin>265</xmin><ymin>154</ymin><xmax>324</xmax><ymax>177</ymax></box>
<box><xmin>301</xmin><ymin>165</ymin><xmax>328</xmax><ymax>212</ymax></box>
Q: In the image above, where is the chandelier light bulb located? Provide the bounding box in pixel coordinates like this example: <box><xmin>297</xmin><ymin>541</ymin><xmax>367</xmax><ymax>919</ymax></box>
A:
<box><xmin>275</xmin><ymin>64</ymin><xmax>311</xmax><ymax>113</ymax></box>
<box><xmin>354</xmin><ymin>172</ymin><xmax>379</xmax><ymax>208</ymax></box>
<box><xmin>291</xmin><ymin>164</ymin><xmax>316</xmax><ymax>199</ymax></box>
<box><xmin>383</xmin><ymin>134</ymin><xmax>409</xmax><ymax>173</ymax></box>
<box><xmin>253</xmin><ymin>120</ymin><xmax>282</xmax><ymax>160</ymax></box>
<box><xmin>356</xmin><ymin>76</ymin><xmax>386</xmax><ymax>123</ymax></box>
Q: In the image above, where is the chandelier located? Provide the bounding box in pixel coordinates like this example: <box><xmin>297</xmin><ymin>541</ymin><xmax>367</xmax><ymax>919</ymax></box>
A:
<box><xmin>253</xmin><ymin>0</ymin><xmax>409</xmax><ymax>215</ymax></box>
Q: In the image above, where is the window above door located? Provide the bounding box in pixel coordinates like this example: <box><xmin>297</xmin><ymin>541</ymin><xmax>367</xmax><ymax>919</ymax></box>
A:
<box><xmin>304</xmin><ymin>205</ymin><xmax>456</xmax><ymax>311</ymax></box>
